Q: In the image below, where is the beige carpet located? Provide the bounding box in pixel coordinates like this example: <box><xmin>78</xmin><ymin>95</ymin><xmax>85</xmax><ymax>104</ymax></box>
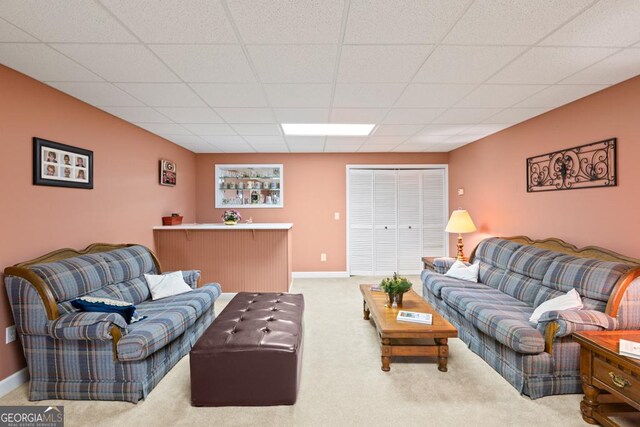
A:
<box><xmin>1</xmin><ymin>276</ymin><xmax>593</xmax><ymax>427</ymax></box>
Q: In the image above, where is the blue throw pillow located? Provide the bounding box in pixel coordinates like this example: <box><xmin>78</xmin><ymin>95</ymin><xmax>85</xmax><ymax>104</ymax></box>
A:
<box><xmin>71</xmin><ymin>296</ymin><xmax>144</xmax><ymax>324</ymax></box>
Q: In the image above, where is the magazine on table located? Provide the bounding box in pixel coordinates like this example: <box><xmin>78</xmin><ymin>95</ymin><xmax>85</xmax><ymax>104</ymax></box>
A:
<box><xmin>397</xmin><ymin>310</ymin><xmax>432</xmax><ymax>325</ymax></box>
<box><xmin>619</xmin><ymin>339</ymin><xmax>640</xmax><ymax>360</ymax></box>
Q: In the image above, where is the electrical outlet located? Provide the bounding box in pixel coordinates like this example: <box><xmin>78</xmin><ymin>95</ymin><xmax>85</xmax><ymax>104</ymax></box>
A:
<box><xmin>457</xmin><ymin>188</ymin><xmax>465</xmax><ymax>196</ymax></box>
<box><xmin>6</xmin><ymin>325</ymin><xmax>16</xmax><ymax>344</ymax></box>
<box><xmin>320</xmin><ymin>253</ymin><xmax>327</xmax><ymax>262</ymax></box>
<box><xmin>334</xmin><ymin>212</ymin><xmax>340</xmax><ymax>220</ymax></box>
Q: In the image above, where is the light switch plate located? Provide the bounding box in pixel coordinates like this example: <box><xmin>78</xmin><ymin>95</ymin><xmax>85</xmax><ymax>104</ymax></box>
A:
<box><xmin>457</xmin><ymin>188</ymin><xmax>465</xmax><ymax>196</ymax></box>
<box><xmin>334</xmin><ymin>212</ymin><xmax>340</xmax><ymax>220</ymax></box>
<box><xmin>320</xmin><ymin>253</ymin><xmax>327</xmax><ymax>262</ymax></box>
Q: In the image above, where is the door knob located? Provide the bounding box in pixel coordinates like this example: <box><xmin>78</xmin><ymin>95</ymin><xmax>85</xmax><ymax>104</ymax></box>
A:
<box><xmin>384</xmin><ymin>226</ymin><xmax>388</xmax><ymax>229</ymax></box>
<box><xmin>408</xmin><ymin>226</ymin><xmax>412</xmax><ymax>229</ymax></box>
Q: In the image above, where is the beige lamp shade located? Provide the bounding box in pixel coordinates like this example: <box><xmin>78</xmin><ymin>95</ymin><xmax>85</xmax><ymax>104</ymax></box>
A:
<box><xmin>445</xmin><ymin>210</ymin><xmax>477</xmax><ymax>234</ymax></box>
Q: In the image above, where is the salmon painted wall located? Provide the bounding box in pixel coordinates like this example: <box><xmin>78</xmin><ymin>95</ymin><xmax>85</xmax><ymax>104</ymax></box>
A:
<box><xmin>195</xmin><ymin>153</ymin><xmax>448</xmax><ymax>272</ymax></box>
<box><xmin>448</xmin><ymin>75</ymin><xmax>640</xmax><ymax>259</ymax></box>
<box><xmin>0</xmin><ymin>65</ymin><xmax>197</xmax><ymax>382</ymax></box>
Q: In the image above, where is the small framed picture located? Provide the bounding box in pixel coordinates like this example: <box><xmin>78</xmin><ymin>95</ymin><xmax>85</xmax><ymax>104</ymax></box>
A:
<box><xmin>33</xmin><ymin>137</ymin><xmax>93</xmax><ymax>189</ymax></box>
<box><xmin>160</xmin><ymin>159</ymin><xmax>176</xmax><ymax>186</ymax></box>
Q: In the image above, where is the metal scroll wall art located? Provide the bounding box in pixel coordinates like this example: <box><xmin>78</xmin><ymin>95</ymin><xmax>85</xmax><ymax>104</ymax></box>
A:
<box><xmin>527</xmin><ymin>138</ymin><xmax>617</xmax><ymax>192</ymax></box>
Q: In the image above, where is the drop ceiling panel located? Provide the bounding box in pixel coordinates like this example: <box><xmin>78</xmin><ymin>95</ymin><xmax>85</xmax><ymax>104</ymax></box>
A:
<box><xmin>285</xmin><ymin>136</ymin><xmax>326</xmax><ymax>145</ymax></box>
<box><xmin>325</xmin><ymin>136</ymin><xmax>367</xmax><ymax>145</ymax></box>
<box><xmin>540</xmin><ymin>0</ymin><xmax>640</xmax><ymax>47</ymax></box>
<box><xmin>0</xmin><ymin>18</ymin><xmax>36</xmax><ymax>41</ymax></box>
<box><xmin>405</xmin><ymin>135</ymin><xmax>451</xmax><ymax>143</ymax></box>
<box><xmin>191</xmin><ymin>144</ymin><xmax>225</xmax><ymax>153</ymax></box>
<box><xmin>459</xmin><ymin>124</ymin><xmax>511</xmax><ymax>136</ymax></box>
<box><xmin>324</xmin><ymin>141</ymin><xmax>365</xmax><ymax>152</ymax></box>
<box><xmin>382</xmin><ymin>109</ymin><xmax>444</xmax><ymax>124</ymax></box>
<box><xmin>418</xmin><ymin>125</ymin><xmax>470</xmax><ymax>135</ymax></box>
<box><xmin>483</xmin><ymin>108</ymin><xmax>550</xmax><ymax>124</ymax></box>
<box><xmin>248</xmin><ymin>45</ymin><xmax>337</xmax><ymax>83</ymax></box>
<box><xmin>395</xmin><ymin>84</ymin><xmax>475</xmax><ymax>108</ymax></box>
<box><xmin>432</xmin><ymin>108</ymin><xmax>502</xmax><ymax>124</ymax></box>
<box><xmin>0</xmin><ymin>43</ymin><xmax>101</xmax><ymax>81</ymax></box>
<box><xmin>274</xmin><ymin>108</ymin><xmax>330</xmax><ymax>123</ymax></box>
<box><xmin>515</xmin><ymin>84</ymin><xmax>608</xmax><ymax>108</ymax></box>
<box><xmin>244</xmin><ymin>136</ymin><xmax>286</xmax><ymax>145</ymax></box>
<box><xmin>100</xmin><ymin>0</ymin><xmax>238</xmax><ymax>43</ymax></box>
<box><xmin>488</xmin><ymin>47</ymin><xmax>618</xmax><ymax>84</ymax></box>
<box><xmin>252</xmin><ymin>144</ymin><xmax>290</xmax><ymax>153</ymax></box>
<box><xmin>190</xmin><ymin>83</ymin><xmax>268</xmax><ymax>107</ymax></box>
<box><xmin>181</xmin><ymin>123</ymin><xmax>236</xmax><ymax>135</ymax></box>
<box><xmin>289</xmin><ymin>144</ymin><xmax>325</xmax><ymax>153</ymax></box>
<box><xmin>155</xmin><ymin>107</ymin><xmax>224</xmax><ymax>124</ymax></box>
<box><xmin>330</xmin><ymin>108</ymin><xmax>388</xmax><ymax>123</ymax></box>
<box><xmin>214</xmin><ymin>108</ymin><xmax>275</xmax><ymax>123</ymax></box>
<box><xmin>337</xmin><ymin>45</ymin><xmax>433</xmax><ymax>83</ymax></box>
<box><xmin>53</xmin><ymin>44</ymin><xmax>179</xmax><ymax>82</ymax></box>
<box><xmin>226</xmin><ymin>0</ymin><xmax>343</xmax><ymax>44</ymax></box>
<box><xmin>116</xmin><ymin>83</ymin><xmax>205</xmax><ymax>107</ymax></box>
<box><xmin>263</xmin><ymin>84</ymin><xmax>332</xmax><ymax>108</ymax></box>
<box><xmin>367</xmin><ymin>136</ymin><xmax>408</xmax><ymax>145</ymax></box>
<box><xmin>102</xmin><ymin>106</ymin><xmax>172</xmax><ymax>123</ymax></box>
<box><xmin>358</xmin><ymin>144</ymin><xmax>399</xmax><ymax>152</ymax></box>
<box><xmin>0</xmin><ymin>0</ymin><xmax>135</xmax><ymax>42</ymax></box>
<box><xmin>456</xmin><ymin>84</ymin><xmax>546</xmax><ymax>108</ymax></box>
<box><xmin>414</xmin><ymin>45</ymin><xmax>526</xmax><ymax>83</ymax></box>
<box><xmin>163</xmin><ymin>135</ymin><xmax>207</xmax><ymax>146</ymax></box>
<box><xmin>372</xmin><ymin>125</ymin><xmax>423</xmax><ymax>136</ymax></box>
<box><xmin>444</xmin><ymin>0</ymin><xmax>592</xmax><ymax>45</ymax></box>
<box><xmin>393</xmin><ymin>143</ymin><xmax>432</xmax><ymax>152</ymax></box>
<box><xmin>46</xmin><ymin>82</ymin><xmax>143</xmax><ymax>106</ymax></box>
<box><xmin>344</xmin><ymin>0</ymin><xmax>471</xmax><ymax>44</ymax></box>
<box><xmin>201</xmin><ymin>135</ymin><xmax>248</xmax><ymax>146</ymax></box>
<box><xmin>134</xmin><ymin>123</ymin><xmax>192</xmax><ymax>136</ymax></box>
<box><xmin>214</xmin><ymin>142</ymin><xmax>255</xmax><ymax>153</ymax></box>
<box><xmin>562</xmin><ymin>48</ymin><xmax>640</xmax><ymax>84</ymax></box>
<box><xmin>231</xmin><ymin>124</ymin><xmax>281</xmax><ymax>136</ymax></box>
<box><xmin>150</xmin><ymin>44</ymin><xmax>255</xmax><ymax>83</ymax></box>
<box><xmin>333</xmin><ymin>84</ymin><xmax>405</xmax><ymax>108</ymax></box>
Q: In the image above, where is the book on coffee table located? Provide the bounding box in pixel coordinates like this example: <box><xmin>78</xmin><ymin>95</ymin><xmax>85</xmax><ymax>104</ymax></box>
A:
<box><xmin>619</xmin><ymin>339</ymin><xmax>640</xmax><ymax>360</ymax></box>
<box><xmin>397</xmin><ymin>310</ymin><xmax>432</xmax><ymax>325</ymax></box>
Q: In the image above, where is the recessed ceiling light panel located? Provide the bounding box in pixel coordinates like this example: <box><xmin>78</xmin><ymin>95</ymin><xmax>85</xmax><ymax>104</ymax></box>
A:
<box><xmin>281</xmin><ymin>123</ymin><xmax>375</xmax><ymax>136</ymax></box>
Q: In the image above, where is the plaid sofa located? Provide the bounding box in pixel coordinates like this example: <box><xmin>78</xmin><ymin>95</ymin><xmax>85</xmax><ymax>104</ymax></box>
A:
<box><xmin>4</xmin><ymin>245</ymin><xmax>221</xmax><ymax>403</ymax></box>
<box><xmin>422</xmin><ymin>237</ymin><xmax>640</xmax><ymax>399</ymax></box>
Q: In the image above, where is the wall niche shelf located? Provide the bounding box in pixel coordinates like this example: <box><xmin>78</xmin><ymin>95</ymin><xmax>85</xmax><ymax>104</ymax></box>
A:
<box><xmin>215</xmin><ymin>164</ymin><xmax>284</xmax><ymax>209</ymax></box>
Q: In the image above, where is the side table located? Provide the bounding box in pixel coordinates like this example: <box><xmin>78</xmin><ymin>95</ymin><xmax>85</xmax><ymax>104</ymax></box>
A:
<box><xmin>573</xmin><ymin>330</ymin><xmax>640</xmax><ymax>426</ymax></box>
<box><xmin>422</xmin><ymin>256</ymin><xmax>468</xmax><ymax>272</ymax></box>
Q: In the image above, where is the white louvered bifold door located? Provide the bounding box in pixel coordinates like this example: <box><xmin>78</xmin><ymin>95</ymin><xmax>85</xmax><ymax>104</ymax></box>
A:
<box><xmin>422</xmin><ymin>169</ymin><xmax>447</xmax><ymax>257</ymax></box>
<box><xmin>373</xmin><ymin>170</ymin><xmax>398</xmax><ymax>275</ymax></box>
<box><xmin>397</xmin><ymin>170</ymin><xmax>422</xmax><ymax>274</ymax></box>
<box><xmin>348</xmin><ymin>170</ymin><xmax>374</xmax><ymax>275</ymax></box>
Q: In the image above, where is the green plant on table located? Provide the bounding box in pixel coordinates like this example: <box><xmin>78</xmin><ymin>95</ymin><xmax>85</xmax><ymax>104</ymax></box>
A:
<box><xmin>379</xmin><ymin>272</ymin><xmax>412</xmax><ymax>295</ymax></box>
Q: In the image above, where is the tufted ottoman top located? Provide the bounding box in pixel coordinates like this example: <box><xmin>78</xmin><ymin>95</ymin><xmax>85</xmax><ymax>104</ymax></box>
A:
<box><xmin>192</xmin><ymin>292</ymin><xmax>304</xmax><ymax>354</ymax></box>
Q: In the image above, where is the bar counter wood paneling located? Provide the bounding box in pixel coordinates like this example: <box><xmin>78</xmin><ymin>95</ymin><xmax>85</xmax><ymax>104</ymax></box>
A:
<box><xmin>153</xmin><ymin>223</ymin><xmax>293</xmax><ymax>293</ymax></box>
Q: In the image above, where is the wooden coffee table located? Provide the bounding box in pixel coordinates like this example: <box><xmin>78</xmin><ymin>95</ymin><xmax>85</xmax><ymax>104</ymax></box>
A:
<box><xmin>360</xmin><ymin>285</ymin><xmax>458</xmax><ymax>372</ymax></box>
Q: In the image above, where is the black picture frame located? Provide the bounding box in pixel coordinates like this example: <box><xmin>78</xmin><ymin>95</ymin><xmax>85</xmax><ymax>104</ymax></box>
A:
<box><xmin>33</xmin><ymin>137</ymin><xmax>93</xmax><ymax>189</ymax></box>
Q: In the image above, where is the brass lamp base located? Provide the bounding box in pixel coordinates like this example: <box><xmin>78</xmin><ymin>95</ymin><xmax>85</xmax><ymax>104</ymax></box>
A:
<box><xmin>456</xmin><ymin>233</ymin><xmax>465</xmax><ymax>261</ymax></box>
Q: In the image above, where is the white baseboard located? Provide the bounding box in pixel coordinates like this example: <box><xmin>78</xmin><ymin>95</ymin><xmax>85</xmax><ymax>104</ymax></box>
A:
<box><xmin>292</xmin><ymin>271</ymin><xmax>349</xmax><ymax>279</ymax></box>
<box><xmin>0</xmin><ymin>368</ymin><xmax>29</xmax><ymax>398</ymax></box>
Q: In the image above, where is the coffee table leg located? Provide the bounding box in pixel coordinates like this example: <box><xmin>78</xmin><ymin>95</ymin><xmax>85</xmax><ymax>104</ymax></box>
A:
<box><xmin>435</xmin><ymin>338</ymin><xmax>449</xmax><ymax>372</ymax></box>
<box><xmin>363</xmin><ymin>301</ymin><xmax>370</xmax><ymax>320</ymax></box>
<box><xmin>580</xmin><ymin>383</ymin><xmax>601</xmax><ymax>425</ymax></box>
<box><xmin>381</xmin><ymin>338</ymin><xmax>391</xmax><ymax>372</ymax></box>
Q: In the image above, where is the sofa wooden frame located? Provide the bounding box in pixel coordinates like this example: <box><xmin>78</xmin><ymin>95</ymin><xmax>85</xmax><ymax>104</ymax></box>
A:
<box><xmin>468</xmin><ymin>236</ymin><xmax>640</xmax><ymax>354</ymax></box>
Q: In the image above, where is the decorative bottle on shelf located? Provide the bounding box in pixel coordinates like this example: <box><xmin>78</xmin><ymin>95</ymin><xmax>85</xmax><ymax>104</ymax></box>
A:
<box><xmin>251</xmin><ymin>190</ymin><xmax>259</xmax><ymax>204</ymax></box>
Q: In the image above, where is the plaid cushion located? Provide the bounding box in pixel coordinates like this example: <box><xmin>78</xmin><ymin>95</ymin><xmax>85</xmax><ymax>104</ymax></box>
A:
<box><xmin>181</xmin><ymin>270</ymin><xmax>201</xmax><ymax>288</ymax></box>
<box><xmin>465</xmin><ymin>304</ymin><xmax>544</xmax><ymax>353</ymax></box>
<box><xmin>5</xmin><ymin>276</ymin><xmax>50</xmax><ymax>335</ymax></box>
<box><xmin>47</xmin><ymin>312</ymin><xmax>127</xmax><ymax>340</ymax></box>
<box><xmin>441</xmin><ymin>287</ymin><xmax>528</xmax><ymax>318</ymax></box>
<box><xmin>473</xmin><ymin>238</ymin><xmax>521</xmax><ymax>269</ymax></box>
<box><xmin>507</xmin><ymin>245</ymin><xmax>560</xmax><ymax>280</ymax></box>
<box><xmin>99</xmin><ymin>245</ymin><xmax>157</xmax><ymax>283</ymax></box>
<box><xmin>478</xmin><ymin>263</ymin><xmax>506</xmax><ymax>289</ymax></box>
<box><xmin>497</xmin><ymin>273</ymin><xmax>542</xmax><ymax>306</ymax></box>
<box><xmin>117</xmin><ymin>304</ymin><xmax>198</xmax><ymax>361</ymax></box>
<box><xmin>536</xmin><ymin>309</ymin><xmax>617</xmax><ymax>337</ymax></box>
<box><xmin>30</xmin><ymin>254</ymin><xmax>113</xmax><ymax>302</ymax></box>
<box><xmin>142</xmin><ymin>284</ymin><xmax>220</xmax><ymax>318</ymax></box>
<box><xmin>618</xmin><ymin>277</ymin><xmax>640</xmax><ymax>328</ymax></box>
<box><xmin>422</xmin><ymin>271</ymin><xmax>488</xmax><ymax>298</ymax></box>
<box><xmin>542</xmin><ymin>255</ymin><xmax>629</xmax><ymax>302</ymax></box>
<box><xmin>432</xmin><ymin>257</ymin><xmax>459</xmax><ymax>274</ymax></box>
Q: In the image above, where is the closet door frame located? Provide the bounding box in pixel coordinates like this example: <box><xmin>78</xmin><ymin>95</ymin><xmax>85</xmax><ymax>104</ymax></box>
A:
<box><xmin>346</xmin><ymin>164</ymin><xmax>449</xmax><ymax>276</ymax></box>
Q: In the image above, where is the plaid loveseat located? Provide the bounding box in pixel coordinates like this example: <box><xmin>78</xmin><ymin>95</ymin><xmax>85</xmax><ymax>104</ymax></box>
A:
<box><xmin>4</xmin><ymin>244</ymin><xmax>221</xmax><ymax>403</ymax></box>
<box><xmin>422</xmin><ymin>237</ymin><xmax>640</xmax><ymax>399</ymax></box>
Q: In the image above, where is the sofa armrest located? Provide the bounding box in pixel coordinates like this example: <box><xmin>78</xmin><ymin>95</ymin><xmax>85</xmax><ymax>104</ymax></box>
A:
<box><xmin>538</xmin><ymin>310</ymin><xmax>618</xmax><ymax>349</ymax></box>
<box><xmin>180</xmin><ymin>270</ymin><xmax>201</xmax><ymax>289</ymax></box>
<box><xmin>47</xmin><ymin>312</ymin><xmax>127</xmax><ymax>340</ymax></box>
<box><xmin>433</xmin><ymin>257</ymin><xmax>469</xmax><ymax>274</ymax></box>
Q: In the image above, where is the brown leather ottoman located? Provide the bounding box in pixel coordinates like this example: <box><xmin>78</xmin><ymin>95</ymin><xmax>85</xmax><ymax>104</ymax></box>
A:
<box><xmin>190</xmin><ymin>292</ymin><xmax>304</xmax><ymax>406</ymax></box>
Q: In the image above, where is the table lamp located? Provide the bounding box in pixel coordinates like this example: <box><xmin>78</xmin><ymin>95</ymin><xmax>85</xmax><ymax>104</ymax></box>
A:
<box><xmin>445</xmin><ymin>209</ymin><xmax>477</xmax><ymax>261</ymax></box>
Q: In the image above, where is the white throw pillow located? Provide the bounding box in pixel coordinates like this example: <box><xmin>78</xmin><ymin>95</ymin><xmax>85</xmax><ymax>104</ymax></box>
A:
<box><xmin>444</xmin><ymin>260</ymin><xmax>480</xmax><ymax>282</ymax></box>
<box><xmin>529</xmin><ymin>288</ymin><xmax>583</xmax><ymax>323</ymax></box>
<box><xmin>144</xmin><ymin>271</ymin><xmax>192</xmax><ymax>300</ymax></box>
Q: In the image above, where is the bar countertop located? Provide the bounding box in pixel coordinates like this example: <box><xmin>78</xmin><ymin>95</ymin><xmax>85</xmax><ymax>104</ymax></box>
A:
<box><xmin>153</xmin><ymin>223</ymin><xmax>293</xmax><ymax>230</ymax></box>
